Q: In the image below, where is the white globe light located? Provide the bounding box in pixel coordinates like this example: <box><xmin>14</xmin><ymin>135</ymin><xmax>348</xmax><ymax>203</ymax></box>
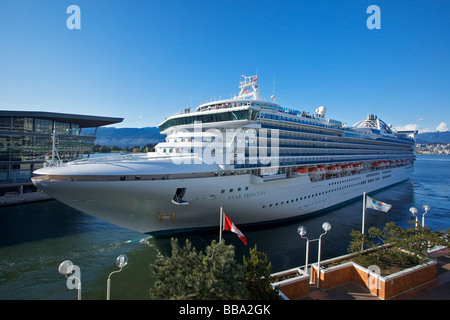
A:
<box><xmin>58</xmin><ymin>260</ymin><xmax>73</xmax><ymax>276</ymax></box>
<box><xmin>297</xmin><ymin>226</ymin><xmax>307</xmax><ymax>237</ymax></box>
<box><xmin>116</xmin><ymin>254</ymin><xmax>128</xmax><ymax>268</ymax></box>
<box><xmin>322</xmin><ymin>222</ymin><xmax>331</xmax><ymax>232</ymax></box>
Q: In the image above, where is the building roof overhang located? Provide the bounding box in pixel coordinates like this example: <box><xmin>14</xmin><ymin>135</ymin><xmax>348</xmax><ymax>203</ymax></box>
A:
<box><xmin>0</xmin><ymin>111</ymin><xmax>123</xmax><ymax>128</ymax></box>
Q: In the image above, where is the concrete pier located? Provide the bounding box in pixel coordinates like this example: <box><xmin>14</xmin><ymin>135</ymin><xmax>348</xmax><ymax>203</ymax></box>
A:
<box><xmin>0</xmin><ymin>191</ymin><xmax>53</xmax><ymax>207</ymax></box>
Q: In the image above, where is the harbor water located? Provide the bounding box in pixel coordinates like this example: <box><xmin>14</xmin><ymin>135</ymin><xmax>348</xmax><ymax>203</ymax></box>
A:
<box><xmin>0</xmin><ymin>155</ymin><xmax>449</xmax><ymax>300</ymax></box>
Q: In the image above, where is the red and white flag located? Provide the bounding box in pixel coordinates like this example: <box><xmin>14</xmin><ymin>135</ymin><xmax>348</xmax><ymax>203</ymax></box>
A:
<box><xmin>223</xmin><ymin>213</ymin><xmax>247</xmax><ymax>245</ymax></box>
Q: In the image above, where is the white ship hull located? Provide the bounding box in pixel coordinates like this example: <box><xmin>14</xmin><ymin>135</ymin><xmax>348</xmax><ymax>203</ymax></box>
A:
<box><xmin>33</xmin><ymin>163</ymin><xmax>413</xmax><ymax>234</ymax></box>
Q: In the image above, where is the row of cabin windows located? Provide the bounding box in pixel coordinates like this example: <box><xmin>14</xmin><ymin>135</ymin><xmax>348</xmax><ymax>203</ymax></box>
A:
<box><xmin>261</xmin><ymin>179</ymin><xmax>371</xmax><ymax>209</ymax></box>
<box><xmin>220</xmin><ymin>186</ymin><xmax>249</xmax><ymax>193</ymax></box>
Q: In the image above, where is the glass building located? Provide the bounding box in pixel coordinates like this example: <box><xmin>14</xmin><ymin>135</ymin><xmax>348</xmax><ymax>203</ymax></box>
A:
<box><xmin>0</xmin><ymin>111</ymin><xmax>123</xmax><ymax>195</ymax></box>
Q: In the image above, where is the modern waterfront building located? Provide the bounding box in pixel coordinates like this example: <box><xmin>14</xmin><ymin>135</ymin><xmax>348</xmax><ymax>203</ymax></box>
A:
<box><xmin>0</xmin><ymin>111</ymin><xmax>123</xmax><ymax>195</ymax></box>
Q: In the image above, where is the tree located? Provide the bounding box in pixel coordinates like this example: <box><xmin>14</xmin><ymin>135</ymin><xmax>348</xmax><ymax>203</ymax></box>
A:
<box><xmin>202</xmin><ymin>240</ymin><xmax>247</xmax><ymax>300</ymax></box>
<box><xmin>348</xmin><ymin>222</ymin><xmax>449</xmax><ymax>269</ymax></box>
<box><xmin>243</xmin><ymin>245</ymin><xmax>281</xmax><ymax>300</ymax></box>
<box><xmin>347</xmin><ymin>229</ymin><xmax>373</xmax><ymax>253</ymax></box>
<box><xmin>149</xmin><ymin>238</ymin><xmax>204</xmax><ymax>299</ymax></box>
<box><xmin>149</xmin><ymin>238</ymin><xmax>247</xmax><ymax>300</ymax></box>
<box><xmin>367</xmin><ymin>221</ymin><xmax>448</xmax><ymax>258</ymax></box>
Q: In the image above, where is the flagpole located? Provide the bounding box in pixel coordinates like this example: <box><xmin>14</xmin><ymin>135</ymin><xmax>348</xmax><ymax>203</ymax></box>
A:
<box><xmin>219</xmin><ymin>207</ymin><xmax>223</xmax><ymax>242</ymax></box>
<box><xmin>362</xmin><ymin>192</ymin><xmax>366</xmax><ymax>251</ymax></box>
<box><xmin>362</xmin><ymin>192</ymin><xmax>366</xmax><ymax>236</ymax></box>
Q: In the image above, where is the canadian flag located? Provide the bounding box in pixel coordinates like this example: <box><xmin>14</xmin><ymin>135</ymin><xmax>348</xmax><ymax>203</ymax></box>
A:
<box><xmin>223</xmin><ymin>213</ymin><xmax>247</xmax><ymax>245</ymax></box>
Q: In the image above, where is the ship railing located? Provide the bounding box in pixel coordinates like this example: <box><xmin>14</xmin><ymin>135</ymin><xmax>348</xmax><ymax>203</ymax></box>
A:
<box><xmin>68</xmin><ymin>153</ymin><xmax>174</xmax><ymax>165</ymax></box>
<box><xmin>43</xmin><ymin>159</ymin><xmax>64</xmax><ymax>168</ymax></box>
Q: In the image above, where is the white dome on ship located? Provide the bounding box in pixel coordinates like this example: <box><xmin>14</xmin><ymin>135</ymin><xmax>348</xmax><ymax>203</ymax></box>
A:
<box><xmin>316</xmin><ymin>106</ymin><xmax>326</xmax><ymax>116</ymax></box>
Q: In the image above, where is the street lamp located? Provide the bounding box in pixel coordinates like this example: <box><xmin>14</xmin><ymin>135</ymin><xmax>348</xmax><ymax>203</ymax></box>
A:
<box><xmin>297</xmin><ymin>226</ymin><xmax>309</xmax><ymax>275</ymax></box>
<box><xmin>410</xmin><ymin>205</ymin><xmax>431</xmax><ymax>228</ymax></box>
<box><xmin>58</xmin><ymin>260</ymin><xmax>81</xmax><ymax>300</ymax></box>
<box><xmin>317</xmin><ymin>222</ymin><xmax>331</xmax><ymax>288</ymax></box>
<box><xmin>409</xmin><ymin>207</ymin><xmax>419</xmax><ymax>228</ymax></box>
<box><xmin>106</xmin><ymin>254</ymin><xmax>128</xmax><ymax>300</ymax></box>
<box><xmin>297</xmin><ymin>222</ymin><xmax>331</xmax><ymax>288</ymax></box>
<box><xmin>422</xmin><ymin>205</ymin><xmax>431</xmax><ymax>228</ymax></box>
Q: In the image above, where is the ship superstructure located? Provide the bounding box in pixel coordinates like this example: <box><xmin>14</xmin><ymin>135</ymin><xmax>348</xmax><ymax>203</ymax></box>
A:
<box><xmin>32</xmin><ymin>76</ymin><xmax>416</xmax><ymax>234</ymax></box>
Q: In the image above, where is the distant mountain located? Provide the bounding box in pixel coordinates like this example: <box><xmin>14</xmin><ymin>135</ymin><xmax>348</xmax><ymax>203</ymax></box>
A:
<box><xmin>416</xmin><ymin>131</ymin><xmax>450</xmax><ymax>144</ymax></box>
<box><xmin>83</xmin><ymin>127</ymin><xmax>165</xmax><ymax>147</ymax></box>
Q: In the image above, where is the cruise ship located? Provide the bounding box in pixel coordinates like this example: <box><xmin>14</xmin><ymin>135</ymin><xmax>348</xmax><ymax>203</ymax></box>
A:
<box><xmin>32</xmin><ymin>75</ymin><xmax>416</xmax><ymax>234</ymax></box>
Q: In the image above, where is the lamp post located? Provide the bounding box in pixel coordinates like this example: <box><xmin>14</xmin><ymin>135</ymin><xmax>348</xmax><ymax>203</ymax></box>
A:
<box><xmin>297</xmin><ymin>222</ymin><xmax>331</xmax><ymax>288</ymax></box>
<box><xmin>106</xmin><ymin>254</ymin><xmax>128</xmax><ymax>300</ymax></box>
<box><xmin>317</xmin><ymin>222</ymin><xmax>332</xmax><ymax>288</ymax></box>
<box><xmin>410</xmin><ymin>205</ymin><xmax>430</xmax><ymax>228</ymax></box>
<box><xmin>422</xmin><ymin>205</ymin><xmax>431</xmax><ymax>228</ymax></box>
<box><xmin>297</xmin><ymin>226</ymin><xmax>309</xmax><ymax>275</ymax></box>
<box><xmin>58</xmin><ymin>260</ymin><xmax>81</xmax><ymax>300</ymax></box>
<box><xmin>409</xmin><ymin>207</ymin><xmax>419</xmax><ymax>228</ymax></box>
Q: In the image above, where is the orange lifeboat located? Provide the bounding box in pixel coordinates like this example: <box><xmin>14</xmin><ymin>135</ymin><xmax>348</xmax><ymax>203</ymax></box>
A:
<box><xmin>309</xmin><ymin>166</ymin><xmax>327</xmax><ymax>174</ymax></box>
<box><xmin>327</xmin><ymin>165</ymin><xmax>342</xmax><ymax>174</ymax></box>
<box><xmin>373</xmin><ymin>161</ymin><xmax>384</xmax><ymax>168</ymax></box>
<box><xmin>309</xmin><ymin>166</ymin><xmax>327</xmax><ymax>181</ymax></box>
<box><xmin>354</xmin><ymin>163</ymin><xmax>364</xmax><ymax>171</ymax></box>
<box><xmin>342</xmin><ymin>164</ymin><xmax>353</xmax><ymax>172</ymax></box>
<box><xmin>294</xmin><ymin>167</ymin><xmax>309</xmax><ymax>176</ymax></box>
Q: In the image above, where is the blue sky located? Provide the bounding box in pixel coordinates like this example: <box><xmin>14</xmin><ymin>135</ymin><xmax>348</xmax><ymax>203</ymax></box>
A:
<box><xmin>0</xmin><ymin>0</ymin><xmax>449</xmax><ymax>132</ymax></box>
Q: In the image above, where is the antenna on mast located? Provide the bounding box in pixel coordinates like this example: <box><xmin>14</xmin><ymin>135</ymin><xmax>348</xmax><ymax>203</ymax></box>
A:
<box><xmin>271</xmin><ymin>74</ymin><xmax>276</xmax><ymax>102</ymax></box>
<box><xmin>188</xmin><ymin>94</ymin><xmax>192</xmax><ymax>113</ymax></box>
<box><xmin>235</xmin><ymin>74</ymin><xmax>261</xmax><ymax>100</ymax></box>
